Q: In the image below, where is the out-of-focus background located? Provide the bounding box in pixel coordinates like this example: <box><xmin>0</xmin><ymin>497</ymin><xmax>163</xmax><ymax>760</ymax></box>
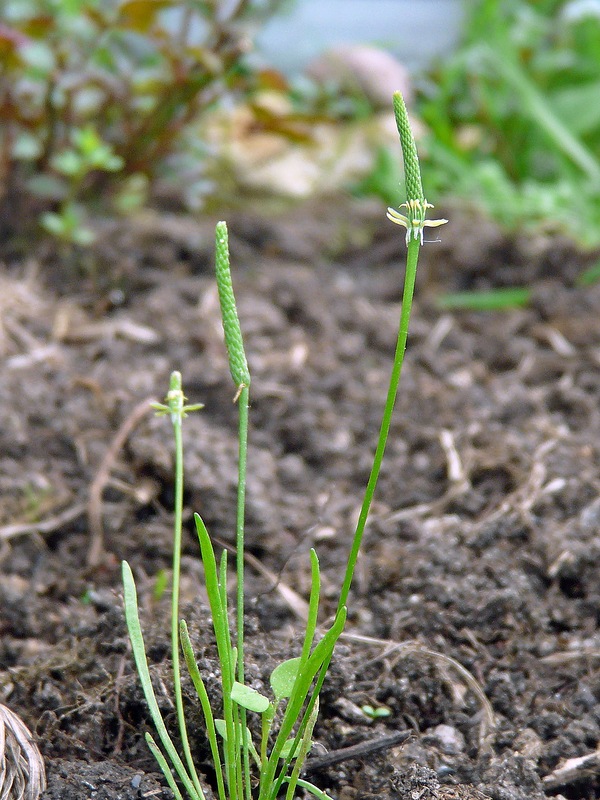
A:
<box><xmin>255</xmin><ymin>0</ymin><xmax>464</xmax><ymax>74</ymax></box>
<box><xmin>2</xmin><ymin>0</ymin><xmax>600</xmax><ymax>254</ymax></box>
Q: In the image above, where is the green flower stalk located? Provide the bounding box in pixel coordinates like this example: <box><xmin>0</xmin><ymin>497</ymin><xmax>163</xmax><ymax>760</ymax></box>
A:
<box><xmin>281</xmin><ymin>93</ymin><xmax>449</xmax><ymax>792</ymax></box>
<box><xmin>123</xmin><ymin>373</ymin><xmax>205</xmax><ymax>800</ymax></box>
<box><xmin>338</xmin><ymin>89</ymin><xmax>448</xmax><ymax>615</ymax></box>
<box><xmin>214</xmin><ymin>221</ymin><xmax>252</xmax><ymax>800</ymax></box>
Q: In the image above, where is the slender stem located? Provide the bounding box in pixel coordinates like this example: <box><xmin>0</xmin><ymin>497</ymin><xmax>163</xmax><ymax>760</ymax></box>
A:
<box><xmin>337</xmin><ymin>235</ymin><xmax>421</xmax><ymax>612</ymax></box>
<box><xmin>172</xmin><ymin>414</ymin><xmax>204</xmax><ymax>798</ymax></box>
<box><xmin>235</xmin><ymin>386</ymin><xmax>249</xmax><ymax>676</ymax></box>
<box><xmin>236</xmin><ymin>384</ymin><xmax>252</xmax><ymax>800</ymax></box>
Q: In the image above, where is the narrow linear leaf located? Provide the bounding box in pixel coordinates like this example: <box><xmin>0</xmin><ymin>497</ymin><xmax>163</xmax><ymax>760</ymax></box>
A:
<box><xmin>180</xmin><ymin>620</ymin><xmax>227</xmax><ymax>800</ymax></box>
<box><xmin>145</xmin><ymin>733</ymin><xmax>186</xmax><ymax>800</ymax></box>
<box><xmin>122</xmin><ymin>561</ymin><xmax>203</xmax><ymax>800</ymax></box>
<box><xmin>299</xmin><ymin>549</ymin><xmax>321</xmax><ymax>668</ymax></box>
<box><xmin>283</xmin><ymin>777</ymin><xmax>334</xmax><ymax>800</ymax></box>
<box><xmin>262</xmin><ymin>607</ymin><xmax>347</xmax><ymax>795</ymax></box>
<box><xmin>194</xmin><ymin>515</ymin><xmax>237</xmax><ymax>792</ymax></box>
<box><xmin>284</xmin><ymin>698</ymin><xmax>319</xmax><ymax>800</ymax></box>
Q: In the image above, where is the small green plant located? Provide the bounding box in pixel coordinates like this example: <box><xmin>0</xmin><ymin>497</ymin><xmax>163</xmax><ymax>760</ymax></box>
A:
<box><xmin>122</xmin><ymin>92</ymin><xmax>447</xmax><ymax>800</ymax></box>
<box><xmin>40</xmin><ymin>125</ymin><xmax>124</xmax><ymax>246</ymax></box>
<box><xmin>360</xmin><ymin>704</ymin><xmax>391</xmax><ymax>721</ymax></box>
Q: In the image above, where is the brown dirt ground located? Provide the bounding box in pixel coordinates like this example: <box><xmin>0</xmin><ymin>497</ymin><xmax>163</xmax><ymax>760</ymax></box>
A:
<box><xmin>2</xmin><ymin>198</ymin><xmax>600</xmax><ymax>800</ymax></box>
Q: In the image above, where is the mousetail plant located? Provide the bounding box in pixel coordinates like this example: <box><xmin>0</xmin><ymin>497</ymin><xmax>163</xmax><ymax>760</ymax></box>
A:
<box><xmin>121</xmin><ymin>91</ymin><xmax>446</xmax><ymax>800</ymax></box>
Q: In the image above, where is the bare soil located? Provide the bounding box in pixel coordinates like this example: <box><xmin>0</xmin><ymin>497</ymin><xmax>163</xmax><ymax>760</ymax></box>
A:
<box><xmin>2</xmin><ymin>199</ymin><xmax>600</xmax><ymax>800</ymax></box>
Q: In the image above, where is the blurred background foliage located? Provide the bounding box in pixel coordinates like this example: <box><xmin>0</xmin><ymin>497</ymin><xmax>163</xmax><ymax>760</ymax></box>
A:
<box><xmin>0</xmin><ymin>0</ymin><xmax>283</xmax><ymax>244</ymax></box>
<box><xmin>2</xmin><ymin>0</ymin><xmax>600</xmax><ymax>249</ymax></box>
<box><xmin>416</xmin><ymin>0</ymin><xmax>600</xmax><ymax>246</ymax></box>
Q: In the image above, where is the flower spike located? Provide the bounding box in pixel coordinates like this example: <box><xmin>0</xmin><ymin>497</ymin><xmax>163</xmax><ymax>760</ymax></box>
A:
<box><xmin>388</xmin><ymin>91</ymin><xmax>448</xmax><ymax>245</ymax></box>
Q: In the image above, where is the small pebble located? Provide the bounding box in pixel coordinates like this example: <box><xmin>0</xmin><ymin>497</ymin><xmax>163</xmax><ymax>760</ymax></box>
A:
<box><xmin>432</xmin><ymin>724</ymin><xmax>465</xmax><ymax>754</ymax></box>
<box><xmin>131</xmin><ymin>774</ymin><xmax>142</xmax><ymax>789</ymax></box>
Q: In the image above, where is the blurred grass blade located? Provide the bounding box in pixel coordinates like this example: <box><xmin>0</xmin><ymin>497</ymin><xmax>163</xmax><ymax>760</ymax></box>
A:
<box><xmin>484</xmin><ymin>45</ymin><xmax>600</xmax><ymax>184</ymax></box>
<box><xmin>437</xmin><ymin>287</ymin><xmax>531</xmax><ymax>311</ymax></box>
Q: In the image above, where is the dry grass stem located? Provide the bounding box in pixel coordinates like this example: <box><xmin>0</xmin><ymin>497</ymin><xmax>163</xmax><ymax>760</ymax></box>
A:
<box><xmin>0</xmin><ymin>705</ymin><xmax>46</xmax><ymax>800</ymax></box>
<box><xmin>0</xmin><ymin>502</ymin><xmax>86</xmax><ymax>541</ymax></box>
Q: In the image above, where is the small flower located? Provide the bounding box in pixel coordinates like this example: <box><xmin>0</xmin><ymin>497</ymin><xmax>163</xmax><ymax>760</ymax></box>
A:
<box><xmin>151</xmin><ymin>371</ymin><xmax>203</xmax><ymax>425</ymax></box>
<box><xmin>387</xmin><ymin>198</ymin><xmax>448</xmax><ymax>245</ymax></box>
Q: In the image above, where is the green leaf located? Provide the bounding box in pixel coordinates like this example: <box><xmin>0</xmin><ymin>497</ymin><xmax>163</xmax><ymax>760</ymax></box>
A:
<box><xmin>279</xmin><ymin>738</ymin><xmax>311</xmax><ymax>760</ymax></box>
<box><xmin>40</xmin><ymin>212</ymin><xmax>68</xmax><ymax>237</ymax></box>
<box><xmin>281</xmin><ymin>698</ymin><xmax>319</xmax><ymax>800</ymax></box>
<box><xmin>261</xmin><ymin>606</ymin><xmax>347</xmax><ymax>795</ymax></box>
<box><xmin>194</xmin><ymin>514</ymin><xmax>237</xmax><ymax>792</ymax></box>
<box><xmin>73</xmin><ymin>124</ymin><xmax>101</xmax><ymax>155</ymax></box>
<box><xmin>299</xmin><ymin>549</ymin><xmax>320</xmax><ymax>669</ymax></box>
<box><xmin>145</xmin><ymin>734</ymin><xmax>186</xmax><ymax>800</ymax></box>
<box><xmin>51</xmin><ymin>150</ymin><xmax>83</xmax><ymax>177</ymax></box>
<box><xmin>231</xmin><ymin>681</ymin><xmax>270</xmax><ymax>713</ymax></box>
<box><xmin>360</xmin><ymin>704</ymin><xmax>391</xmax><ymax>720</ymax></box>
<box><xmin>215</xmin><ymin>719</ymin><xmax>252</xmax><ymax>745</ymax></box>
<box><xmin>552</xmin><ymin>81</ymin><xmax>600</xmax><ymax>136</ymax></box>
<box><xmin>270</xmin><ymin>658</ymin><xmax>301</xmax><ymax>700</ymax></box>
<box><xmin>214</xmin><ymin>719</ymin><xmax>228</xmax><ymax>740</ymax></box>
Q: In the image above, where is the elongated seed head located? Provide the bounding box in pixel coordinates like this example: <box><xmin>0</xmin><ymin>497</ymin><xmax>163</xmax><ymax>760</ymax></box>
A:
<box><xmin>393</xmin><ymin>91</ymin><xmax>424</xmax><ymax>202</ymax></box>
<box><xmin>215</xmin><ymin>221</ymin><xmax>251</xmax><ymax>388</ymax></box>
